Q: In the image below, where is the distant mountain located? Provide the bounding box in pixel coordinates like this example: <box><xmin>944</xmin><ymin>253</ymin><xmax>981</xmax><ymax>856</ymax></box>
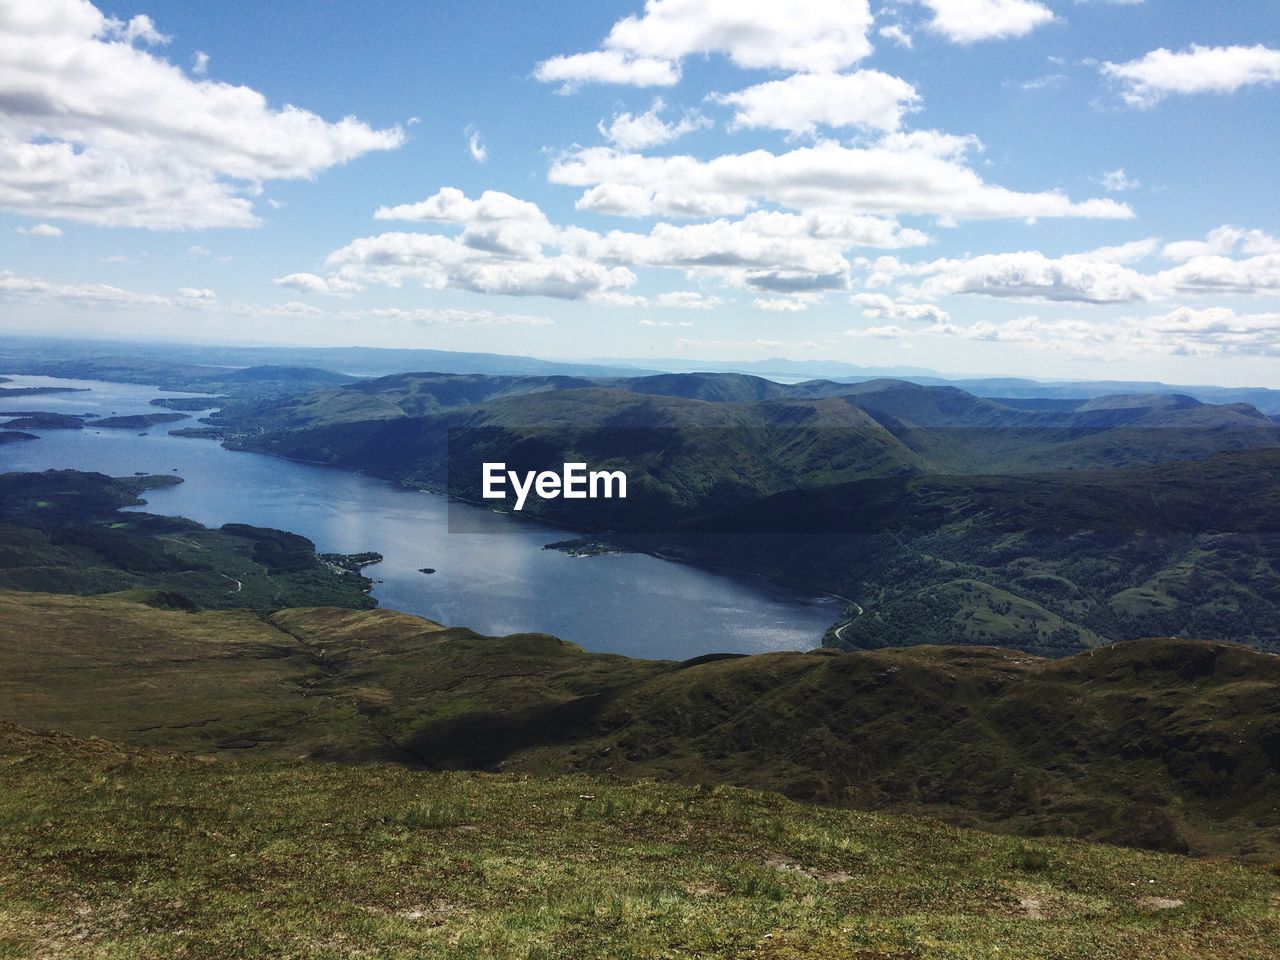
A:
<box><xmin>6</xmin><ymin>335</ymin><xmax>1280</xmax><ymax>411</ymax></box>
<box><xmin>0</xmin><ymin>336</ymin><xmax>657</xmax><ymax>379</ymax></box>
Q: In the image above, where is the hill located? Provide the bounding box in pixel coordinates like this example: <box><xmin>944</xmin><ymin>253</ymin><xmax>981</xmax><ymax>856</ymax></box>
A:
<box><xmin>4</xmin><ymin>723</ymin><xmax>1275</xmax><ymax>959</ymax></box>
<box><xmin>1</xmin><ymin>592</ymin><xmax>1276</xmax><ymax>859</ymax></box>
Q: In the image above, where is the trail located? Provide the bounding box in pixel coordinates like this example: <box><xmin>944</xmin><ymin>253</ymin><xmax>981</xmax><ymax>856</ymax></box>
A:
<box><xmin>220</xmin><ymin>574</ymin><xmax>243</xmax><ymax>594</ymax></box>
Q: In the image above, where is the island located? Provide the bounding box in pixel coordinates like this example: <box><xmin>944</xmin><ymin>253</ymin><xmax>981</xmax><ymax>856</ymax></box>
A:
<box><xmin>94</xmin><ymin>413</ymin><xmax>191</xmax><ymax>429</ymax></box>
<box><xmin>0</xmin><ymin>412</ymin><xmax>87</xmax><ymax>430</ymax></box>
<box><xmin>0</xmin><ymin>431</ymin><xmax>37</xmax><ymax>445</ymax></box>
<box><xmin>543</xmin><ymin>538</ymin><xmax>620</xmax><ymax>557</ymax></box>
<box><xmin>150</xmin><ymin>396</ymin><xmax>231</xmax><ymax>411</ymax></box>
<box><xmin>0</xmin><ymin>386</ymin><xmax>90</xmax><ymax>398</ymax></box>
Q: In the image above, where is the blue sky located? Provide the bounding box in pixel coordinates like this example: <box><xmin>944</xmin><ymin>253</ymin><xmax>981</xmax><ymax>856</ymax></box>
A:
<box><xmin>1</xmin><ymin>0</ymin><xmax>1279</xmax><ymax>385</ymax></box>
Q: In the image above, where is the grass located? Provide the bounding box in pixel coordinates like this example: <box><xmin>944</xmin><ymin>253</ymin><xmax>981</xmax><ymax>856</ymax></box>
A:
<box><xmin>2</xmin><ymin>592</ymin><xmax>1277</xmax><ymax>862</ymax></box>
<box><xmin>0</xmin><ymin>723</ymin><xmax>1276</xmax><ymax>959</ymax></box>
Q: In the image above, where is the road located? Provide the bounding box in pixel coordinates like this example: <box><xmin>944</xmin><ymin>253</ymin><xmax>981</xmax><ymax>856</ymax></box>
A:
<box><xmin>833</xmin><ymin>602</ymin><xmax>864</xmax><ymax>644</ymax></box>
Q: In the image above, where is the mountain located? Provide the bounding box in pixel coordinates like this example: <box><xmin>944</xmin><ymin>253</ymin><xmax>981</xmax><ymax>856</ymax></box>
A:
<box><xmin>0</xmin><ymin>335</ymin><xmax>656</xmax><ymax>379</ymax></box>
<box><xmin>670</xmin><ymin>448</ymin><xmax>1280</xmax><ymax>655</ymax></box>
<box><xmin>1</xmin><ymin>590</ymin><xmax>1277</xmax><ymax>860</ymax></box>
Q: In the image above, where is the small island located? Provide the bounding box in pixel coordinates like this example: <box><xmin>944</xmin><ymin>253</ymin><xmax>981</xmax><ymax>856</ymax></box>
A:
<box><xmin>150</xmin><ymin>396</ymin><xmax>231</xmax><ymax>411</ymax></box>
<box><xmin>543</xmin><ymin>538</ymin><xmax>620</xmax><ymax>558</ymax></box>
<box><xmin>418</xmin><ymin>567</ymin><xmax>436</xmax><ymax>574</ymax></box>
<box><xmin>94</xmin><ymin>413</ymin><xmax>191</xmax><ymax>429</ymax></box>
<box><xmin>0</xmin><ymin>431</ymin><xmax>38</xmax><ymax>445</ymax></box>
<box><xmin>0</xmin><ymin>386</ymin><xmax>90</xmax><ymax>398</ymax></box>
<box><xmin>0</xmin><ymin>412</ymin><xmax>87</xmax><ymax>430</ymax></box>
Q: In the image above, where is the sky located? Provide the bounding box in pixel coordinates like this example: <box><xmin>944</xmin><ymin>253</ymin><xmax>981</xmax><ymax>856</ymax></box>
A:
<box><xmin>1</xmin><ymin>0</ymin><xmax>1279</xmax><ymax>385</ymax></box>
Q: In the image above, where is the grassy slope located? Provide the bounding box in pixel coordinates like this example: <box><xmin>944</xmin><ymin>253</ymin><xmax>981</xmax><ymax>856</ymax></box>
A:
<box><xmin>2</xmin><ymin>593</ymin><xmax>1276</xmax><ymax>860</ymax></box>
<box><xmin>1</xmin><ymin>724</ymin><xmax>1277</xmax><ymax>960</ymax></box>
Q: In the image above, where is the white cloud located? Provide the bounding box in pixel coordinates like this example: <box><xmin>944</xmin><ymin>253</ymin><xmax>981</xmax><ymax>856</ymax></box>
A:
<box><xmin>274</xmin><ymin>272</ymin><xmax>336</xmax><ymax>295</ymax></box>
<box><xmin>923</xmin><ymin>307</ymin><xmax>1280</xmax><ymax>360</ymax></box>
<box><xmin>534</xmin><ymin>50</ymin><xmax>680</xmax><ymax>91</ymax></box>
<box><xmin>711</xmin><ymin>70</ymin><xmax>920</xmax><ymax>135</ymax></box>
<box><xmin>752</xmin><ymin>297</ymin><xmax>811</xmax><ymax>312</ymax></box>
<box><xmin>1162</xmin><ymin>226</ymin><xmax>1280</xmax><ymax>261</ymax></box>
<box><xmin>336</xmin><ymin>307</ymin><xmax>554</xmax><ymax>327</ymax></box>
<box><xmin>918</xmin><ymin>250</ymin><xmax>1158</xmax><ymax>303</ymax></box>
<box><xmin>916</xmin><ymin>0</ymin><xmax>1055</xmax><ymax>44</ymax></box>
<box><xmin>598</xmin><ymin>99</ymin><xmax>711</xmax><ymax>150</ymax></box>
<box><xmin>654</xmin><ymin>290</ymin><xmax>722</xmax><ymax>309</ymax></box>
<box><xmin>844</xmin><ymin>323</ymin><xmax>912</xmax><ymax>339</ymax></box>
<box><xmin>17</xmin><ymin>223</ymin><xmax>62</xmax><ymax>237</ymax></box>
<box><xmin>851</xmin><ymin>292</ymin><xmax>949</xmax><ymax>323</ymax></box>
<box><xmin>348</xmin><ymin>187</ymin><xmax>936</xmax><ymax>300</ymax></box>
<box><xmin>1159</xmin><ymin>251</ymin><xmax>1280</xmax><ymax>297</ymax></box>
<box><xmin>552</xmin><ymin>134</ymin><xmax>1133</xmax><ymax>221</ymax></box>
<box><xmin>1098</xmin><ymin>168</ymin><xmax>1139</xmax><ymax>192</ymax></box>
<box><xmin>468</xmin><ymin>129</ymin><xmax>488</xmax><ymax>163</ymax></box>
<box><xmin>0</xmin><ymin>269</ymin><xmax>168</xmax><ymax>307</ymax></box>
<box><xmin>192</xmin><ymin>50</ymin><xmax>209</xmax><ymax>75</ymax></box>
<box><xmin>889</xmin><ymin>233</ymin><xmax>1280</xmax><ymax>305</ymax></box>
<box><xmin>1102</xmin><ymin>45</ymin><xmax>1280</xmax><ymax>107</ymax></box>
<box><xmin>535</xmin><ymin>0</ymin><xmax>875</xmax><ymax>89</ymax></box>
<box><xmin>0</xmin><ymin>0</ymin><xmax>404</xmax><ymax>229</ymax></box>
<box><xmin>177</xmin><ymin>286</ymin><xmax>216</xmax><ymax>302</ymax></box>
<box><xmin>639</xmin><ymin>317</ymin><xmax>695</xmax><ymax>326</ymax></box>
<box><xmin>878</xmin><ymin>24</ymin><xmax>913</xmax><ymax>49</ymax></box>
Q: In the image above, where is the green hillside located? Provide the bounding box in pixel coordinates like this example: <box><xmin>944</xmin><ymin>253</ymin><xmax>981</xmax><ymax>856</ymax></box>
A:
<box><xmin>2</xmin><ymin>592</ymin><xmax>1276</xmax><ymax>860</ymax></box>
<box><xmin>3</xmin><ymin>722</ymin><xmax>1276</xmax><ymax>960</ymax></box>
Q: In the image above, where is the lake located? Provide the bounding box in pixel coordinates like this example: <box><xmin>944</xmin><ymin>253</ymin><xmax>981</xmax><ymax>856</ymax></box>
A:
<box><xmin>0</xmin><ymin>374</ymin><xmax>839</xmax><ymax>659</ymax></box>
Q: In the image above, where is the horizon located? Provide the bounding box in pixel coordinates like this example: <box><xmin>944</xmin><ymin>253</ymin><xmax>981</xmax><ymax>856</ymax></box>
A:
<box><xmin>1</xmin><ymin>1</ymin><xmax>1279</xmax><ymax>386</ymax></box>
<box><xmin>6</xmin><ymin>330</ymin><xmax>1280</xmax><ymax>394</ymax></box>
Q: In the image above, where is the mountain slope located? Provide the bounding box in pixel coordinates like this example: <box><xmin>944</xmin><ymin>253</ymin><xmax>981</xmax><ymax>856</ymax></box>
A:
<box><xmin>2</xmin><ymin>591</ymin><xmax>1276</xmax><ymax>858</ymax></box>
<box><xmin>5</xmin><ymin>723</ymin><xmax>1276</xmax><ymax>960</ymax></box>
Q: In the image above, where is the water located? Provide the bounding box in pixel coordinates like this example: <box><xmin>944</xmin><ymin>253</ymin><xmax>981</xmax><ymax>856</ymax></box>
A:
<box><xmin>0</xmin><ymin>374</ymin><xmax>840</xmax><ymax>659</ymax></box>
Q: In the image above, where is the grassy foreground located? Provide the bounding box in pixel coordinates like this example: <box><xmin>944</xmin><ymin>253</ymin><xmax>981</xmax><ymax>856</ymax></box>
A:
<box><xmin>1</xmin><ymin>725</ymin><xmax>1276</xmax><ymax>960</ymax></box>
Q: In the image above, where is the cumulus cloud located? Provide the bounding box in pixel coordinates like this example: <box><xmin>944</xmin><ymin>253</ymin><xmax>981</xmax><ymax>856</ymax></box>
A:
<box><xmin>468</xmin><ymin>129</ymin><xmax>488</xmax><ymax>163</ymax></box>
<box><xmin>0</xmin><ymin>0</ymin><xmax>404</xmax><ymax>229</ymax></box>
<box><xmin>881</xmin><ymin>231</ymin><xmax>1280</xmax><ymax>305</ymax></box>
<box><xmin>878</xmin><ymin>24</ymin><xmax>913</xmax><ymax>49</ymax></box>
<box><xmin>598</xmin><ymin>99</ymin><xmax>711</xmax><ymax>150</ymax></box>
<box><xmin>711</xmin><ymin>70</ymin><xmax>920</xmax><ymax>135</ymax></box>
<box><xmin>1162</xmin><ymin>226</ymin><xmax>1280</xmax><ymax>262</ymax></box>
<box><xmin>923</xmin><ymin>307</ymin><xmax>1280</xmax><ymax>360</ymax></box>
<box><xmin>843</xmin><ymin>323</ymin><xmax>913</xmax><ymax>339</ymax></box>
<box><xmin>916</xmin><ymin>0</ymin><xmax>1055</xmax><ymax>44</ymax></box>
<box><xmin>753</xmin><ymin>297</ymin><xmax>812</xmax><ymax>312</ymax></box>
<box><xmin>851</xmin><ymin>292</ymin><xmax>949</xmax><ymax>323</ymax></box>
<box><xmin>535</xmin><ymin>0</ymin><xmax>875</xmax><ymax>89</ymax></box>
<box><xmin>292</xmin><ymin>186</ymin><xmax>946</xmax><ymax>302</ymax></box>
<box><xmin>551</xmin><ymin>134</ymin><xmax>1133</xmax><ymax>221</ymax></box>
<box><xmin>534</xmin><ymin>50</ymin><xmax>680</xmax><ymax>92</ymax></box>
<box><xmin>918</xmin><ymin>250</ymin><xmax>1158</xmax><ymax>303</ymax></box>
<box><xmin>1098</xmin><ymin>168</ymin><xmax>1139</xmax><ymax>192</ymax></box>
<box><xmin>336</xmin><ymin>307</ymin><xmax>554</xmax><ymax>327</ymax></box>
<box><xmin>654</xmin><ymin>290</ymin><xmax>722</xmax><ymax>309</ymax></box>
<box><xmin>1102</xmin><ymin>45</ymin><xmax>1280</xmax><ymax>107</ymax></box>
<box><xmin>0</xmin><ymin>269</ymin><xmax>170</xmax><ymax>307</ymax></box>
<box><xmin>17</xmin><ymin>223</ymin><xmax>62</xmax><ymax>237</ymax></box>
